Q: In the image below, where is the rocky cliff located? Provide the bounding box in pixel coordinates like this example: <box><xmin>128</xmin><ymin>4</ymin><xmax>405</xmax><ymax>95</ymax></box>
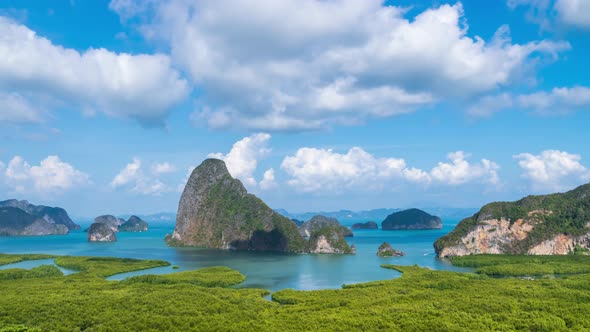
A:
<box><xmin>435</xmin><ymin>183</ymin><xmax>590</xmax><ymax>257</ymax></box>
<box><xmin>167</xmin><ymin>159</ymin><xmax>305</xmax><ymax>252</ymax></box>
<box><xmin>119</xmin><ymin>215</ymin><xmax>148</xmax><ymax>232</ymax></box>
<box><xmin>0</xmin><ymin>199</ymin><xmax>80</xmax><ymax>232</ymax></box>
<box><xmin>0</xmin><ymin>207</ymin><xmax>69</xmax><ymax>236</ymax></box>
<box><xmin>92</xmin><ymin>215</ymin><xmax>125</xmax><ymax>233</ymax></box>
<box><xmin>299</xmin><ymin>215</ymin><xmax>353</xmax><ymax>238</ymax></box>
<box><xmin>382</xmin><ymin>209</ymin><xmax>442</xmax><ymax>230</ymax></box>
<box><xmin>302</xmin><ymin>215</ymin><xmax>354</xmax><ymax>254</ymax></box>
<box><xmin>377</xmin><ymin>242</ymin><xmax>404</xmax><ymax>257</ymax></box>
<box><xmin>88</xmin><ymin>222</ymin><xmax>117</xmax><ymax>242</ymax></box>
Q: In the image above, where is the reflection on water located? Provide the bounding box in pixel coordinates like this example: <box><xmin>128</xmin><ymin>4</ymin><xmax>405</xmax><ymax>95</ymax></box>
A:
<box><xmin>0</xmin><ymin>258</ymin><xmax>78</xmax><ymax>275</ymax></box>
<box><xmin>0</xmin><ymin>222</ymin><xmax>471</xmax><ymax>292</ymax></box>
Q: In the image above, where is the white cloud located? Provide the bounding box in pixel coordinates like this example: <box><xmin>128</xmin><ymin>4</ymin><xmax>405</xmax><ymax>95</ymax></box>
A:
<box><xmin>0</xmin><ymin>92</ymin><xmax>46</xmax><ymax>124</ymax></box>
<box><xmin>555</xmin><ymin>0</ymin><xmax>590</xmax><ymax>29</ymax></box>
<box><xmin>430</xmin><ymin>151</ymin><xmax>500</xmax><ymax>185</ymax></box>
<box><xmin>517</xmin><ymin>86</ymin><xmax>590</xmax><ymax>114</ymax></box>
<box><xmin>467</xmin><ymin>93</ymin><xmax>514</xmax><ymax>117</ymax></box>
<box><xmin>259</xmin><ymin>168</ymin><xmax>278</xmax><ymax>190</ymax></box>
<box><xmin>111</xmin><ymin>158</ymin><xmax>142</xmax><ymax>188</ymax></box>
<box><xmin>151</xmin><ymin>162</ymin><xmax>176</xmax><ymax>174</ymax></box>
<box><xmin>508</xmin><ymin>0</ymin><xmax>590</xmax><ymax>29</ymax></box>
<box><xmin>469</xmin><ymin>86</ymin><xmax>590</xmax><ymax>117</ymax></box>
<box><xmin>0</xmin><ymin>16</ymin><xmax>189</xmax><ymax>126</ymax></box>
<box><xmin>507</xmin><ymin>0</ymin><xmax>553</xmax><ymax>29</ymax></box>
<box><xmin>280</xmin><ymin>147</ymin><xmax>499</xmax><ymax>193</ymax></box>
<box><xmin>514</xmin><ymin>150</ymin><xmax>590</xmax><ymax>191</ymax></box>
<box><xmin>3</xmin><ymin>155</ymin><xmax>89</xmax><ymax>194</ymax></box>
<box><xmin>208</xmin><ymin>133</ymin><xmax>272</xmax><ymax>187</ymax></box>
<box><xmin>111</xmin><ymin>158</ymin><xmax>171</xmax><ymax>195</ymax></box>
<box><xmin>111</xmin><ymin>1</ymin><xmax>568</xmax><ymax>131</ymax></box>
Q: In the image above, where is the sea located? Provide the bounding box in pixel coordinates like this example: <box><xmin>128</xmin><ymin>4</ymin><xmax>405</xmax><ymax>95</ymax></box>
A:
<box><xmin>0</xmin><ymin>220</ymin><xmax>471</xmax><ymax>292</ymax></box>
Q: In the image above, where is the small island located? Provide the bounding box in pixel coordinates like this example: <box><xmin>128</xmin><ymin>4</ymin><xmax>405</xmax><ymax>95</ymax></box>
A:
<box><xmin>88</xmin><ymin>222</ymin><xmax>117</xmax><ymax>242</ymax></box>
<box><xmin>167</xmin><ymin>159</ymin><xmax>353</xmax><ymax>254</ymax></box>
<box><xmin>382</xmin><ymin>209</ymin><xmax>442</xmax><ymax>230</ymax></box>
<box><xmin>88</xmin><ymin>215</ymin><xmax>150</xmax><ymax>242</ymax></box>
<box><xmin>119</xmin><ymin>216</ymin><xmax>149</xmax><ymax>232</ymax></box>
<box><xmin>351</xmin><ymin>221</ymin><xmax>378</xmax><ymax>230</ymax></box>
<box><xmin>377</xmin><ymin>242</ymin><xmax>404</xmax><ymax>257</ymax></box>
<box><xmin>301</xmin><ymin>215</ymin><xmax>355</xmax><ymax>254</ymax></box>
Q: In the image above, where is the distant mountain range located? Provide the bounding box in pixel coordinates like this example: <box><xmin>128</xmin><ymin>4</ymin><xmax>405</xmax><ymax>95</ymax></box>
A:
<box><xmin>74</xmin><ymin>208</ymin><xmax>477</xmax><ymax>227</ymax></box>
<box><xmin>275</xmin><ymin>207</ymin><xmax>478</xmax><ymax>223</ymax></box>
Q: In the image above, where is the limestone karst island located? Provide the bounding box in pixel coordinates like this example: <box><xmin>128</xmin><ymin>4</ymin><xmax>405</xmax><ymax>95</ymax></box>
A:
<box><xmin>2</xmin><ymin>0</ymin><xmax>590</xmax><ymax>331</ymax></box>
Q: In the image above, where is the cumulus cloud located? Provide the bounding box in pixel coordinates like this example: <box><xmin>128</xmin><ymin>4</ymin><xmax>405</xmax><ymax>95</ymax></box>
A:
<box><xmin>208</xmin><ymin>133</ymin><xmax>272</xmax><ymax>187</ymax></box>
<box><xmin>2</xmin><ymin>155</ymin><xmax>89</xmax><ymax>194</ymax></box>
<box><xmin>111</xmin><ymin>1</ymin><xmax>568</xmax><ymax>131</ymax></box>
<box><xmin>430</xmin><ymin>151</ymin><xmax>499</xmax><ymax>185</ymax></box>
<box><xmin>280</xmin><ymin>147</ymin><xmax>499</xmax><ymax>193</ymax></box>
<box><xmin>259</xmin><ymin>168</ymin><xmax>278</xmax><ymax>190</ymax></box>
<box><xmin>111</xmin><ymin>158</ymin><xmax>172</xmax><ymax>195</ymax></box>
<box><xmin>514</xmin><ymin>150</ymin><xmax>590</xmax><ymax>191</ymax></box>
<box><xmin>0</xmin><ymin>16</ymin><xmax>189</xmax><ymax>126</ymax></box>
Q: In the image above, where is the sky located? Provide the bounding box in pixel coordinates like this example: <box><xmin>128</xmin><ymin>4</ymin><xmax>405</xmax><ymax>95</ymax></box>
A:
<box><xmin>0</xmin><ymin>0</ymin><xmax>589</xmax><ymax>217</ymax></box>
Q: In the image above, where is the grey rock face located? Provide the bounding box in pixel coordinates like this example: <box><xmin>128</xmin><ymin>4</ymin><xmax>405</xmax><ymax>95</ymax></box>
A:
<box><xmin>0</xmin><ymin>199</ymin><xmax>80</xmax><ymax>231</ymax></box>
<box><xmin>299</xmin><ymin>215</ymin><xmax>353</xmax><ymax>238</ymax></box>
<box><xmin>93</xmin><ymin>215</ymin><xmax>124</xmax><ymax>232</ymax></box>
<box><xmin>377</xmin><ymin>242</ymin><xmax>404</xmax><ymax>257</ymax></box>
<box><xmin>168</xmin><ymin>158</ymin><xmax>305</xmax><ymax>252</ymax></box>
<box><xmin>302</xmin><ymin>215</ymin><xmax>354</xmax><ymax>254</ymax></box>
<box><xmin>119</xmin><ymin>215</ymin><xmax>149</xmax><ymax>232</ymax></box>
<box><xmin>88</xmin><ymin>222</ymin><xmax>117</xmax><ymax>242</ymax></box>
<box><xmin>0</xmin><ymin>206</ymin><xmax>70</xmax><ymax>236</ymax></box>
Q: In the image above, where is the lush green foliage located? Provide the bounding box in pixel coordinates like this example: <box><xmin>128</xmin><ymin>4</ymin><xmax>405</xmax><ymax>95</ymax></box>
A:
<box><xmin>173</xmin><ymin>173</ymin><xmax>305</xmax><ymax>252</ymax></box>
<box><xmin>307</xmin><ymin>224</ymin><xmax>354</xmax><ymax>254</ymax></box>
<box><xmin>0</xmin><ymin>325</ymin><xmax>41</xmax><ymax>332</ymax></box>
<box><xmin>0</xmin><ymin>265</ymin><xmax>63</xmax><ymax>280</ymax></box>
<box><xmin>382</xmin><ymin>208</ymin><xmax>441</xmax><ymax>230</ymax></box>
<box><xmin>54</xmin><ymin>256</ymin><xmax>170</xmax><ymax>277</ymax></box>
<box><xmin>121</xmin><ymin>266</ymin><xmax>247</xmax><ymax>288</ymax></box>
<box><xmin>435</xmin><ymin>183</ymin><xmax>590</xmax><ymax>254</ymax></box>
<box><xmin>2</xmin><ymin>253</ymin><xmax>590</xmax><ymax>331</ymax></box>
<box><xmin>0</xmin><ymin>253</ymin><xmax>56</xmax><ymax>266</ymax></box>
<box><xmin>450</xmin><ymin>254</ymin><xmax>590</xmax><ymax>276</ymax></box>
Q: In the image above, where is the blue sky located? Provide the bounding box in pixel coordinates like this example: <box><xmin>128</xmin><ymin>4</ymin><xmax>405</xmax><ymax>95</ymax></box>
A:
<box><xmin>0</xmin><ymin>0</ymin><xmax>589</xmax><ymax>217</ymax></box>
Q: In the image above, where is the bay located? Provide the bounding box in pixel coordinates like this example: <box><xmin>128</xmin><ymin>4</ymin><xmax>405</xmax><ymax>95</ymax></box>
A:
<box><xmin>0</xmin><ymin>220</ymin><xmax>470</xmax><ymax>292</ymax></box>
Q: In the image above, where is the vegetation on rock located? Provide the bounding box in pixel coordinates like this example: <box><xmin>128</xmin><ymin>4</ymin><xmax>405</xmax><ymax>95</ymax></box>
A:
<box><xmin>434</xmin><ymin>182</ymin><xmax>590</xmax><ymax>256</ymax></box>
<box><xmin>377</xmin><ymin>242</ymin><xmax>404</xmax><ymax>257</ymax></box>
<box><xmin>301</xmin><ymin>215</ymin><xmax>354</xmax><ymax>254</ymax></box>
<box><xmin>119</xmin><ymin>215</ymin><xmax>149</xmax><ymax>232</ymax></box>
<box><xmin>382</xmin><ymin>209</ymin><xmax>442</xmax><ymax>230</ymax></box>
<box><xmin>169</xmin><ymin>159</ymin><xmax>305</xmax><ymax>252</ymax></box>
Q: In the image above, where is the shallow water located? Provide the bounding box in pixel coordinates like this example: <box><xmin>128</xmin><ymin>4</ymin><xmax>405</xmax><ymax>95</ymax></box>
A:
<box><xmin>0</xmin><ymin>221</ymin><xmax>470</xmax><ymax>292</ymax></box>
<box><xmin>0</xmin><ymin>258</ymin><xmax>78</xmax><ymax>275</ymax></box>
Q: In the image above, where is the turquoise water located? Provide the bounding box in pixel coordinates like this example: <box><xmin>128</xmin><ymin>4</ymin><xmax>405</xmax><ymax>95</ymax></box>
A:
<box><xmin>0</xmin><ymin>221</ymin><xmax>470</xmax><ymax>292</ymax></box>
